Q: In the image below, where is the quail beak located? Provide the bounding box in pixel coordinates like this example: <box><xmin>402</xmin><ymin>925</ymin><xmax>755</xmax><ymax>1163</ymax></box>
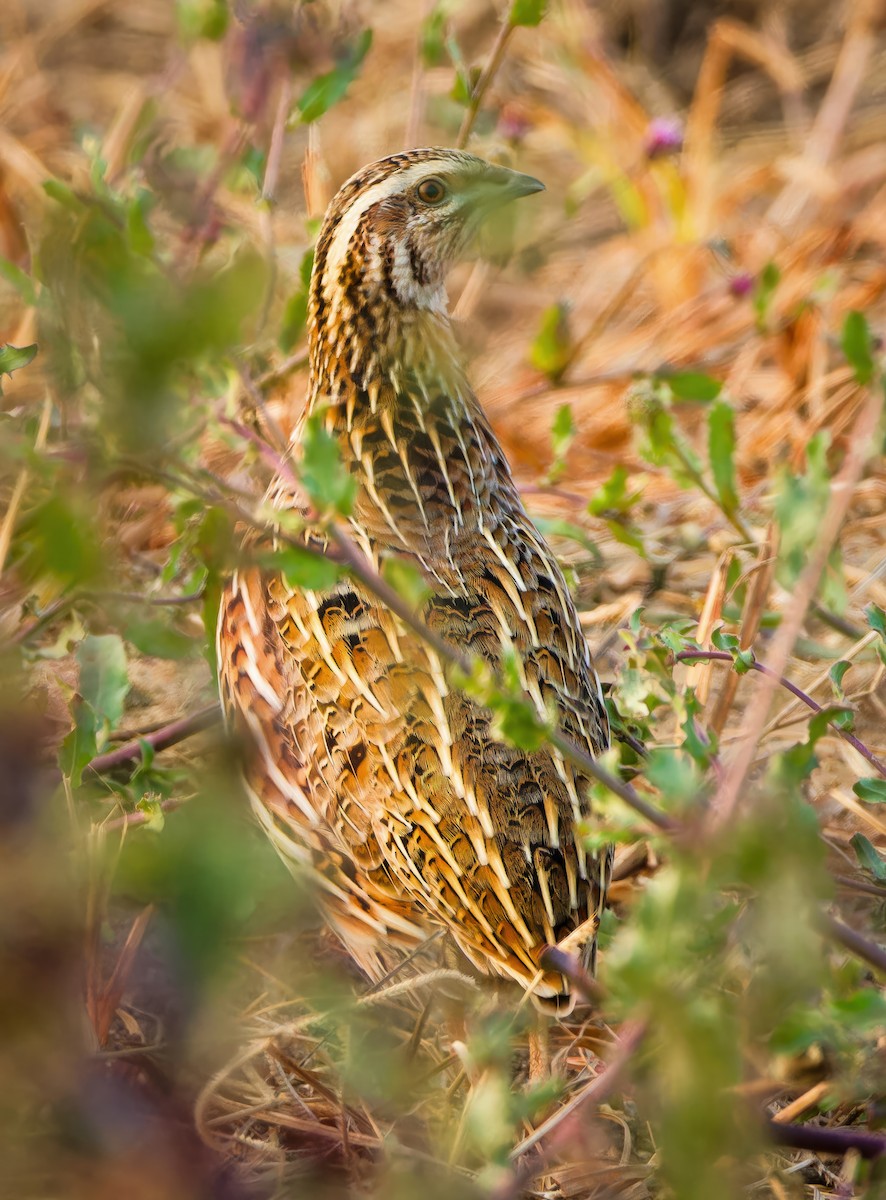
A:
<box><xmin>476</xmin><ymin>166</ymin><xmax>546</xmax><ymax>212</ymax></box>
<box><xmin>499</xmin><ymin>169</ymin><xmax>546</xmax><ymax>201</ymax></box>
<box><xmin>470</xmin><ymin>167</ymin><xmax>544</xmax><ymax>264</ymax></box>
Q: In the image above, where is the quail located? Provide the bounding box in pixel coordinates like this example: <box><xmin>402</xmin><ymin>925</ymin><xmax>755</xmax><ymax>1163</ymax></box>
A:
<box><xmin>217</xmin><ymin>149</ymin><xmax>611</xmax><ymax>1012</ymax></box>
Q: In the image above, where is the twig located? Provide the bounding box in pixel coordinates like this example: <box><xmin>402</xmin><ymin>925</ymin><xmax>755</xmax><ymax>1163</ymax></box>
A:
<box><xmin>767</xmin><ymin>1116</ymin><xmax>886</xmax><ymax>1160</ymax></box>
<box><xmin>86</xmin><ymin>704</ymin><xmax>221</xmax><ymax>775</ymax></box>
<box><xmin>675</xmin><ymin>650</ymin><xmax>886</xmax><ymax>780</ymax></box>
<box><xmin>710</xmin><ymin>380</ymin><xmax>885</xmax><ymax>828</ymax></box>
<box><xmin>820</xmin><ymin>911</ymin><xmax>886</xmax><ymax>976</ymax></box>
<box><xmin>455</xmin><ymin>14</ymin><xmax>515</xmax><ymax>149</ymax></box>
<box><xmin>834</xmin><ymin>874</ymin><xmax>886</xmax><ymax>899</ymax></box>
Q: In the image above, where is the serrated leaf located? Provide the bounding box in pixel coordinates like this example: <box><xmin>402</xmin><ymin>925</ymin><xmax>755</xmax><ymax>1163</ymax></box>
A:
<box><xmin>851</xmin><ymin>833</ymin><xmax>886</xmax><ymax>881</ymax></box>
<box><xmin>382</xmin><ymin>556</ymin><xmax>432</xmax><ymax>610</ymax></box>
<box><xmin>509</xmin><ymin>0</ymin><xmax>547</xmax><ymax>26</ymax></box>
<box><xmin>665</xmin><ymin>371</ymin><xmax>722</xmax><ymax>402</ymax></box>
<box><xmin>271</xmin><ymin>545</ymin><xmax>340</xmax><ymax>591</ymax></box>
<box><xmin>125</xmin><ymin>618</ymin><xmax>196</xmax><ymax>660</ymax></box>
<box><xmin>297</xmin><ymin>29</ymin><xmax>372</xmax><ymax>124</ymax></box>
<box><xmin>77</xmin><ymin>634</ymin><xmax>129</xmax><ymax>729</ymax></box>
<box><xmin>137</xmin><ymin>794</ymin><xmax>166</xmax><ymax>832</ymax></box>
<box><xmin>841</xmin><ymin>310</ymin><xmax>875</xmax><ymax>386</ymax></box>
<box><xmin>300</xmin><ymin>412</ymin><xmax>356</xmax><ymax>515</ymax></box>
<box><xmin>645</xmin><ymin>748</ymin><xmax>702</xmax><ymax>808</ymax></box>
<box><xmin>492</xmin><ymin>695</ymin><xmax>549</xmax><ymax>752</ymax></box>
<box><xmin>0</xmin><ymin>342</ymin><xmax>37</xmax><ymax>391</ymax></box>
<box><xmin>588</xmin><ymin>465</ymin><xmax>644</xmax><ymax>517</ymax></box>
<box><xmin>708</xmin><ymin>398</ymin><xmax>738</xmax><ymax>516</ymax></box>
<box><xmin>853</xmin><ymin>778</ymin><xmax>886</xmax><ymax>804</ymax></box>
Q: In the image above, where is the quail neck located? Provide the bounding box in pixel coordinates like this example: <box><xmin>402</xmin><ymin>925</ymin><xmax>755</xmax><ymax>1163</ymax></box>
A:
<box><xmin>306</xmin><ymin>148</ymin><xmax>544</xmax><ymax>404</ymax></box>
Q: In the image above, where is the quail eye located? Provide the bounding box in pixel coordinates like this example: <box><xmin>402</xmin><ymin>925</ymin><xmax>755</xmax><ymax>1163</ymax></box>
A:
<box><xmin>417</xmin><ymin>177</ymin><xmax>447</xmax><ymax>205</ymax></box>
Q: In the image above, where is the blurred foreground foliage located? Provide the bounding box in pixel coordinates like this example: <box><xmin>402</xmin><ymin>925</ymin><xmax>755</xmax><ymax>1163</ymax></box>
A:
<box><xmin>1</xmin><ymin>2</ymin><xmax>886</xmax><ymax>1199</ymax></box>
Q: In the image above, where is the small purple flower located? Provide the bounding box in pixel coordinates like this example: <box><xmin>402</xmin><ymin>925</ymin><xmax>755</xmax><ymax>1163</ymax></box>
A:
<box><xmin>497</xmin><ymin>104</ymin><xmax>532</xmax><ymax>143</ymax></box>
<box><xmin>729</xmin><ymin>272</ymin><xmax>754</xmax><ymax>298</ymax></box>
<box><xmin>644</xmin><ymin>116</ymin><xmax>684</xmax><ymax>159</ymax></box>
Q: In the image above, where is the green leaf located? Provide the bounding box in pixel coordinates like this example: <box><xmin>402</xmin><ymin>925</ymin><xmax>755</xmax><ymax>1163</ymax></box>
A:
<box><xmin>509</xmin><ymin>0</ymin><xmax>547</xmax><ymax>25</ymax></box>
<box><xmin>0</xmin><ymin>342</ymin><xmax>37</xmax><ymax>392</ymax></box>
<box><xmin>126</xmin><ymin>191</ymin><xmax>155</xmax><ymax>257</ymax></box>
<box><xmin>30</xmin><ymin>493</ymin><xmax>104</xmax><ymax>584</ymax></box>
<box><xmin>711</xmin><ymin>627</ymin><xmax>753</xmax><ymax>674</ymax></box>
<box><xmin>421</xmin><ymin>3</ymin><xmax>448</xmax><ymax>65</ymax></box>
<box><xmin>588</xmin><ymin>465</ymin><xmax>643</xmax><ymax>516</ymax></box>
<box><xmin>665</xmin><ymin>372</ymin><xmax>722</xmax><ymax>402</ymax></box>
<box><xmin>531</xmin><ymin>516</ymin><xmax>600</xmax><ymax>561</ymax></box>
<box><xmin>382</xmin><ymin>556</ymin><xmax>432</xmax><ymax>610</ymax></box>
<box><xmin>136</xmin><ymin>794</ymin><xmax>166</xmax><ymax>832</ymax></box>
<box><xmin>77</xmin><ymin>634</ymin><xmax>129</xmax><ymax>729</ymax></box>
<box><xmin>59</xmin><ymin>698</ymin><xmax>99</xmax><ymax>786</ymax></box>
<box><xmin>841</xmin><ymin>310</ymin><xmax>875</xmax><ymax>386</ymax></box>
<box><xmin>529</xmin><ymin>303</ymin><xmax>572</xmax><ymax>381</ymax></box>
<box><xmin>279</xmin><ymin>291</ymin><xmax>309</xmax><ymax>351</ymax></box>
<box><xmin>279</xmin><ymin>248</ymin><xmax>314</xmax><ymax>350</ymax></box>
<box><xmin>645</xmin><ymin>748</ymin><xmax>703</xmax><ymax>808</ymax></box>
<box><xmin>851</xmin><ymin>833</ymin><xmax>886</xmax><ymax>881</ymax></box>
<box><xmin>866</xmin><ymin>603</ymin><xmax>886</xmax><ymax>639</ymax></box>
<box><xmin>753</xmin><ymin>261</ymin><xmax>780</xmax><ymax>329</ymax></box>
<box><xmin>551</xmin><ymin>402</ymin><xmax>574</xmax><ymax>459</ymax></box>
<box><xmin>125</xmin><ymin>618</ymin><xmax>196</xmax><ymax>660</ymax></box>
<box><xmin>830</xmin><ymin>988</ymin><xmax>886</xmax><ymax>1028</ymax></box>
<box><xmin>42</xmin><ymin>178</ymin><xmax>84</xmax><ymax>210</ymax></box>
<box><xmin>773</xmin><ymin>431</ymin><xmax>831</xmax><ymax>588</ymax></box>
<box><xmin>545</xmin><ymin>402</ymin><xmax>574</xmax><ymax>482</ymax></box>
<box><xmin>707</xmin><ymin>398</ymin><xmax>738</xmax><ymax>516</ymax></box>
<box><xmin>297</xmin><ymin>30</ymin><xmax>373</xmax><ymax>124</ymax></box>
<box><xmin>300</xmin><ymin>411</ymin><xmax>357</xmax><ymax>515</ymax></box>
<box><xmin>0</xmin><ymin>257</ymin><xmax>37</xmax><ymax>306</ymax></box>
<box><xmin>829</xmin><ymin>659</ymin><xmax>852</xmax><ymax>699</ymax></box>
<box><xmin>493</xmin><ymin>694</ymin><xmax>549</xmax><ymax>752</ymax></box>
<box><xmin>176</xmin><ymin>0</ymin><xmax>228</xmax><ymax>41</ymax></box>
<box><xmin>853</xmin><ymin>778</ymin><xmax>886</xmax><ymax>804</ymax></box>
<box><xmin>272</xmin><ymin>545</ymin><xmax>340</xmax><ymax>591</ymax></box>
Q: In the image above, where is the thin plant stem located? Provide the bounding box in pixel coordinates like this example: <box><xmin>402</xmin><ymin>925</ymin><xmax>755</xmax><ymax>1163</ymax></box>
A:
<box><xmin>455</xmin><ymin>15</ymin><xmax>515</xmax><ymax>149</ymax></box>
<box><xmin>675</xmin><ymin>649</ymin><xmax>886</xmax><ymax>780</ymax></box>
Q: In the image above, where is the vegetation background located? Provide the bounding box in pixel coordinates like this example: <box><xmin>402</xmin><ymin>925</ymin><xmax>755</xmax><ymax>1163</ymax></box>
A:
<box><xmin>1</xmin><ymin>0</ymin><xmax>886</xmax><ymax>1197</ymax></box>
